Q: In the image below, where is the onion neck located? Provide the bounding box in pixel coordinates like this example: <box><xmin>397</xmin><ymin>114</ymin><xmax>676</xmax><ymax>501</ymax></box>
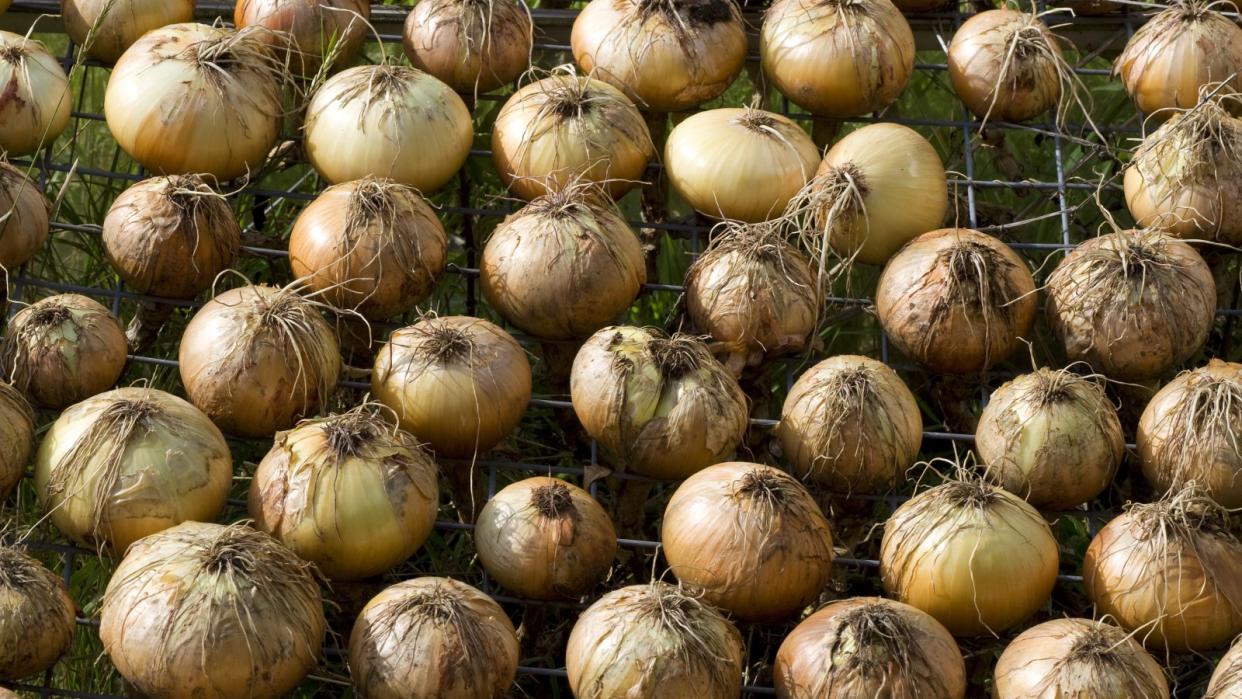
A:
<box><xmin>532</xmin><ymin>483</ymin><xmax>576</xmax><ymax>518</ymax></box>
<box><xmin>734</xmin><ymin>469</ymin><xmax>791</xmax><ymax>508</ymax></box>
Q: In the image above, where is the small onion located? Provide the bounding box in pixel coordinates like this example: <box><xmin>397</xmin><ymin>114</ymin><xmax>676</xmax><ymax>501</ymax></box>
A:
<box><xmin>0</xmin><ymin>161</ymin><xmax>50</xmax><ymax>272</ymax></box>
<box><xmin>876</xmin><ymin>228</ymin><xmax>1037</xmax><ymax>374</ymax></box>
<box><xmin>773</xmin><ymin>597</ymin><xmax>966</xmax><ymax>699</ymax></box>
<box><xmin>570</xmin><ymin>327</ymin><xmax>748</xmax><ymax>480</ymax></box>
<box><xmin>880</xmin><ymin>472</ymin><xmax>1059</xmax><ymax>636</ymax></box>
<box><xmin>63</xmin><ymin>0</ymin><xmax>196</xmax><ymax>64</ymax></box>
<box><xmin>571</xmin><ymin>0</ymin><xmax>746</xmax><ymax>113</ymax></box>
<box><xmin>304</xmin><ymin>64</ymin><xmax>473</xmax><ymax>192</ymax></box>
<box><xmin>565</xmin><ymin>582</ymin><xmax>745</xmax><ymax>699</ymax></box>
<box><xmin>403</xmin><ymin>0</ymin><xmax>533</xmax><ymax>94</ymax></box>
<box><xmin>289</xmin><ymin>177</ymin><xmax>448</xmax><ymax>321</ymax></box>
<box><xmin>0</xmin><ymin>382</ymin><xmax>32</xmax><ymax>501</ymax></box>
<box><xmin>372</xmin><ymin>315</ymin><xmax>532</xmax><ymax>459</ymax></box>
<box><xmin>179</xmin><ymin>284</ymin><xmax>341</xmax><ymax>437</ymax></box>
<box><xmin>234</xmin><ymin>0</ymin><xmax>370</xmax><ymax>78</ymax></box>
<box><xmin>349</xmin><ymin>577</ymin><xmax>519</xmax><ymax>699</ymax></box>
<box><xmin>994</xmin><ymin>618</ymin><xmax>1169</xmax><ymax>699</ymax></box>
<box><xmin>2</xmin><ymin>294</ymin><xmax>127</xmax><ymax>409</ymax></box>
<box><xmin>1045</xmin><ymin>229</ymin><xmax>1215</xmax><ymax>381</ymax></box>
<box><xmin>474</xmin><ymin>477</ymin><xmax>616</xmax><ymax>600</ymax></box>
<box><xmin>947</xmin><ymin>10</ymin><xmax>1065</xmax><ymax>123</ymax></box>
<box><xmin>776</xmin><ymin>355</ymin><xmax>922</xmax><ymax>494</ymax></box>
<box><xmin>1208</xmin><ymin>636</ymin><xmax>1242</xmax><ymax>697</ymax></box>
<box><xmin>0</xmin><ymin>31</ymin><xmax>71</xmax><ymax>155</ymax></box>
<box><xmin>976</xmin><ymin>367</ymin><xmax>1124</xmax><ymax>510</ymax></box>
<box><xmin>249</xmin><ymin>405</ymin><xmax>440</xmax><ymax>581</ymax></box>
<box><xmin>0</xmin><ymin>545</ymin><xmax>76</xmax><ymax>681</ymax></box>
<box><xmin>492</xmin><ymin>71</ymin><xmax>653</xmax><ymax>200</ymax></box>
<box><xmin>761</xmin><ymin>0</ymin><xmax>913</xmax><ymax>118</ymax></box>
<box><xmin>100</xmin><ymin>522</ymin><xmax>326</xmax><ymax>699</ymax></box>
<box><xmin>665</xmin><ymin>107</ymin><xmax>820</xmax><ymax>223</ymax></box>
<box><xmin>662</xmin><ymin>462</ymin><xmax>834</xmax><ymax>621</ymax></box>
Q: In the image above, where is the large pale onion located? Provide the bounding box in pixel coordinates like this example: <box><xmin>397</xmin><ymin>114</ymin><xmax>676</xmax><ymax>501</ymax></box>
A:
<box><xmin>0</xmin><ymin>31</ymin><xmax>71</xmax><ymax>155</ymax></box>
<box><xmin>0</xmin><ymin>161</ymin><xmax>50</xmax><ymax>273</ymax></box>
<box><xmin>0</xmin><ymin>546</ymin><xmax>76</xmax><ymax>681</ymax></box>
<box><xmin>234</xmin><ymin>0</ymin><xmax>371</xmax><ymax>77</ymax></box>
<box><xmin>947</xmin><ymin>10</ymin><xmax>1065</xmax><ymax>123</ymax></box>
<box><xmin>0</xmin><ymin>382</ymin><xmax>32</xmax><ymax>501</ymax></box>
<box><xmin>63</xmin><ymin>0</ymin><xmax>196</xmax><ymax>64</ymax></box>
<box><xmin>402</xmin><ymin>0</ymin><xmax>533</xmax><ymax>94</ymax></box>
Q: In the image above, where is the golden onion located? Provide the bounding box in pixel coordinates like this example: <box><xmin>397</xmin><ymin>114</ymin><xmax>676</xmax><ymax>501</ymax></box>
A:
<box><xmin>0</xmin><ymin>161</ymin><xmax>51</xmax><ymax>273</ymax></box>
<box><xmin>403</xmin><ymin>0</ymin><xmax>533</xmax><ymax>94</ymax></box>
<box><xmin>0</xmin><ymin>31</ymin><xmax>70</xmax><ymax>155</ymax></box>
<box><xmin>0</xmin><ymin>545</ymin><xmax>76</xmax><ymax>681</ymax></box>
<box><xmin>947</xmin><ymin>9</ymin><xmax>1066</xmax><ymax>123</ymax></box>
<box><xmin>1209</xmin><ymin>636</ymin><xmax>1242</xmax><ymax>698</ymax></box>
<box><xmin>234</xmin><ymin>0</ymin><xmax>371</xmax><ymax>77</ymax></box>
<box><xmin>0</xmin><ymin>382</ymin><xmax>32</xmax><ymax>502</ymax></box>
<box><xmin>63</xmin><ymin>0</ymin><xmax>196</xmax><ymax>64</ymax></box>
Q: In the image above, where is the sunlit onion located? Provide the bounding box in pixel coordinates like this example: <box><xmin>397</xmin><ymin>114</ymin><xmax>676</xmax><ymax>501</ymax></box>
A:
<box><xmin>0</xmin><ymin>161</ymin><xmax>50</xmax><ymax>273</ymax></box>
<box><xmin>947</xmin><ymin>9</ymin><xmax>1067</xmax><ymax>123</ymax></box>
<box><xmin>63</xmin><ymin>0</ymin><xmax>196</xmax><ymax>63</ymax></box>
<box><xmin>0</xmin><ymin>382</ymin><xmax>31</xmax><ymax>502</ymax></box>
<box><xmin>403</xmin><ymin>0</ymin><xmax>533</xmax><ymax>94</ymax></box>
<box><xmin>0</xmin><ymin>545</ymin><xmax>76</xmax><ymax>681</ymax></box>
<box><xmin>0</xmin><ymin>31</ymin><xmax>71</xmax><ymax>155</ymax></box>
<box><xmin>234</xmin><ymin>0</ymin><xmax>370</xmax><ymax>77</ymax></box>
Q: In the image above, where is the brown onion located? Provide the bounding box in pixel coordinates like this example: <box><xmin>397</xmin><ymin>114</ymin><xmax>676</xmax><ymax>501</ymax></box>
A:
<box><xmin>63</xmin><ymin>0</ymin><xmax>196</xmax><ymax>64</ymax></box>
<box><xmin>403</xmin><ymin>0</ymin><xmax>533</xmax><ymax>94</ymax></box>
<box><xmin>234</xmin><ymin>0</ymin><xmax>370</xmax><ymax>77</ymax></box>
<box><xmin>948</xmin><ymin>10</ymin><xmax>1066</xmax><ymax>123</ymax></box>
<box><xmin>0</xmin><ymin>381</ymin><xmax>32</xmax><ymax>501</ymax></box>
<box><xmin>0</xmin><ymin>545</ymin><xmax>76</xmax><ymax>681</ymax></box>
<box><xmin>1208</xmin><ymin>636</ymin><xmax>1242</xmax><ymax>698</ymax></box>
<box><xmin>0</xmin><ymin>161</ymin><xmax>50</xmax><ymax>272</ymax></box>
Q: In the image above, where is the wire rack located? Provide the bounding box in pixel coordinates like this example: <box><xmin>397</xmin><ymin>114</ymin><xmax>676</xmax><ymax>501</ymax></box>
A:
<box><xmin>1</xmin><ymin>0</ymin><xmax>1239</xmax><ymax>697</ymax></box>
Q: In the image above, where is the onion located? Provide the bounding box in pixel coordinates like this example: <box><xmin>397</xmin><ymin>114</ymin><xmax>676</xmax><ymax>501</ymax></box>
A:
<box><xmin>372</xmin><ymin>315</ymin><xmax>532</xmax><ymax>459</ymax></box>
<box><xmin>100</xmin><ymin>522</ymin><xmax>326</xmax><ymax>699</ymax></box>
<box><xmin>947</xmin><ymin>10</ymin><xmax>1068</xmax><ymax>123</ymax></box>
<box><xmin>403</xmin><ymin>0</ymin><xmax>533</xmax><ymax>94</ymax></box>
<box><xmin>1114</xmin><ymin>1</ymin><xmax>1242</xmax><ymax>115</ymax></box>
<box><xmin>63</xmin><ymin>0</ymin><xmax>196</xmax><ymax>64</ymax></box>
<box><xmin>776</xmin><ymin>355</ymin><xmax>922</xmax><ymax>494</ymax></box>
<box><xmin>0</xmin><ymin>545</ymin><xmax>76</xmax><ymax>681</ymax></box>
<box><xmin>1045</xmin><ymin>229</ymin><xmax>1215</xmax><ymax>381</ymax></box>
<box><xmin>0</xmin><ymin>31</ymin><xmax>71</xmax><ymax>156</ymax></box>
<box><xmin>1209</xmin><ymin>636</ymin><xmax>1242</xmax><ymax>697</ymax></box>
<box><xmin>875</xmin><ymin>228</ymin><xmax>1037</xmax><ymax>374</ymax></box>
<box><xmin>880</xmin><ymin>470</ymin><xmax>1059</xmax><ymax>636</ymax></box>
<box><xmin>571</xmin><ymin>0</ymin><xmax>746</xmax><ymax>113</ymax></box>
<box><xmin>761</xmin><ymin>0</ymin><xmax>914</xmax><ymax>118</ymax></box>
<box><xmin>179</xmin><ymin>284</ymin><xmax>341</xmax><ymax>438</ymax></box>
<box><xmin>993</xmin><ymin>618</ymin><xmax>1169</xmax><ymax>698</ymax></box>
<box><xmin>565</xmin><ymin>582</ymin><xmax>745</xmax><ymax>698</ymax></box>
<box><xmin>304</xmin><ymin>64</ymin><xmax>473</xmax><ymax>192</ymax></box>
<box><xmin>0</xmin><ymin>382</ymin><xmax>31</xmax><ymax>501</ymax></box>
<box><xmin>234</xmin><ymin>0</ymin><xmax>370</xmax><ymax>78</ymax></box>
<box><xmin>474</xmin><ymin>477</ymin><xmax>616</xmax><ymax>600</ymax></box>
<box><xmin>570</xmin><ymin>327</ymin><xmax>748</xmax><ymax>480</ymax></box>
<box><xmin>664</xmin><ymin>107</ymin><xmax>820</xmax><ymax>223</ymax></box>
<box><xmin>773</xmin><ymin>597</ymin><xmax>966</xmax><ymax>699</ymax></box>
<box><xmin>2</xmin><ymin>294</ymin><xmax>128</xmax><ymax>409</ymax></box>
<box><xmin>105</xmin><ymin>24</ymin><xmax>285</xmax><ymax>181</ymax></box>
<box><xmin>685</xmin><ymin>221</ymin><xmax>820</xmax><ymax>374</ymax></box>
<box><xmin>976</xmin><ymin>367</ymin><xmax>1124</xmax><ymax>510</ymax></box>
<box><xmin>0</xmin><ymin>161</ymin><xmax>50</xmax><ymax>273</ymax></box>
<box><xmin>350</xmin><ymin>577</ymin><xmax>519</xmax><ymax>699</ymax></box>
<box><xmin>289</xmin><ymin>177</ymin><xmax>448</xmax><ymax>321</ymax></box>
<box><xmin>249</xmin><ymin>404</ymin><xmax>440</xmax><ymax>581</ymax></box>
<box><xmin>492</xmin><ymin>71</ymin><xmax>653</xmax><ymax>200</ymax></box>
<box><xmin>662</xmin><ymin>462</ymin><xmax>834</xmax><ymax>621</ymax></box>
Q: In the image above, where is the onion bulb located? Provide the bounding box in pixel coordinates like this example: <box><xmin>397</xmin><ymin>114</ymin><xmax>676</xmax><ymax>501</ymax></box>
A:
<box><xmin>350</xmin><ymin>577</ymin><xmax>519</xmax><ymax>699</ymax></box>
<box><xmin>403</xmin><ymin>0</ymin><xmax>533</xmax><ymax>94</ymax></box>
<box><xmin>880</xmin><ymin>471</ymin><xmax>1059</xmax><ymax>636</ymax></box>
<box><xmin>1208</xmin><ymin>636</ymin><xmax>1242</xmax><ymax>697</ymax></box>
<box><xmin>662</xmin><ymin>462</ymin><xmax>834</xmax><ymax>621</ymax></box>
<box><xmin>2</xmin><ymin>294</ymin><xmax>127</xmax><ymax>409</ymax></box>
<box><xmin>100</xmin><ymin>522</ymin><xmax>326</xmax><ymax>699</ymax></box>
<box><xmin>105</xmin><ymin>24</ymin><xmax>285</xmax><ymax>181</ymax></box>
<box><xmin>761</xmin><ymin>0</ymin><xmax>914</xmax><ymax>118</ymax></box>
<box><xmin>876</xmin><ymin>228</ymin><xmax>1037</xmax><ymax>374</ymax></box>
<box><xmin>994</xmin><ymin>618</ymin><xmax>1169</xmax><ymax>699</ymax></box>
<box><xmin>565</xmin><ymin>582</ymin><xmax>744</xmax><ymax>699</ymax></box>
<box><xmin>1046</xmin><ymin>229</ymin><xmax>1215</xmax><ymax>381</ymax></box>
<box><xmin>776</xmin><ymin>355</ymin><xmax>922</xmax><ymax>494</ymax></box>
<box><xmin>0</xmin><ymin>545</ymin><xmax>76</xmax><ymax>681</ymax></box>
<box><xmin>773</xmin><ymin>597</ymin><xmax>966</xmax><ymax>699</ymax></box>
<box><xmin>1114</xmin><ymin>1</ymin><xmax>1242</xmax><ymax>114</ymax></box>
<box><xmin>571</xmin><ymin>0</ymin><xmax>746</xmax><ymax>113</ymax></box>
<box><xmin>63</xmin><ymin>0</ymin><xmax>196</xmax><ymax>64</ymax></box>
<box><xmin>685</xmin><ymin>221</ymin><xmax>820</xmax><ymax>374</ymax></box>
<box><xmin>304</xmin><ymin>64</ymin><xmax>473</xmax><ymax>192</ymax></box>
<box><xmin>474</xmin><ymin>477</ymin><xmax>616</xmax><ymax>600</ymax></box>
<box><xmin>289</xmin><ymin>177</ymin><xmax>448</xmax><ymax>321</ymax></box>
<box><xmin>570</xmin><ymin>327</ymin><xmax>748</xmax><ymax>480</ymax></box>
<box><xmin>179</xmin><ymin>284</ymin><xmax>341</xmax><ymax>438</ymax></box>
<box><xmin>249</xmin><ymin>405</ymin><xmax>440</xmax><ymax>581</ymax></box>
<box><xmin>1083</xmin><ymin>485</ymin><xmax>1242</xmax><ymax>651</ymax></box>
<box><xmin>0</xmin><ymin>161</ymin><xmax>50</xmax><ymax>272</ymax></box>
<box><xmin>234</xmin><ymin>0</ymin><xmax>371</xmax><ymax>78</ymax></box>
<box><xmin>947</xmin><ymin>10</ymin><xmax>1066</xmax><ymax>123</ymax></box>
<box><xmin>976</xmin><ymin>367</ymin><xmax>1124</xmax><ymax>510</ymax></box>
<box><xmin>372</xmin><ymin>315</ymin><xmax>532</xmax><ymax>459</ymax></box>
<box><xmin>34</xmin><ymin>387</ymin><xmax>232</xmax><ymax>553</ymax></box>
<box><xmin>665</xmin><ymin>107</ymin><xmax>820</xmax><ymax>223</ymax></box>
<box><xmin>481</xmin><ymin>185</ymin><xmax>645</xmax><ymax>340</ymax></box>
<box><xmin>492</xmin><ymin>71</ymin><xmax>653</xmax><ymax>200</ymax></box>
<box><xmin>0</xmin><ymin>31</ymin><xmax>71</xmax><ymax>156</ymax></box>
<box><xmin>0</xmin><ymin>381</ymin><xmax>32</xmax><ymax>502</ymax></box>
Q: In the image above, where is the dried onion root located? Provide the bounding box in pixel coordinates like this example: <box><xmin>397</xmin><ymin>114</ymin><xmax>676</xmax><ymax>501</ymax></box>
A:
<box><xmin>993</xmin><ymin>618</ymin><xmax>1169</xmax><ymax>698</ymax></box>
<box><xmin>0</xmin><ymin>544</ymin><xmax>76</xmax><ymax>682</ymax></box>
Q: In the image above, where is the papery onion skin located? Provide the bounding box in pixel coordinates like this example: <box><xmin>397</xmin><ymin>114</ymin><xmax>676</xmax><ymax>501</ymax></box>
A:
<box><xmin>403</xmin><ymin>0</ymin><xmax>533</xmax><ymax>94</ymax></box>
<box><xmin>565</xmin><ymin>582</ymin><xmax>745</xmax><ymax>699</ymax></box>
<box><xmin>947</xmin><ymin>10</ymin><xmax>1062</xmax><ymax>123</ymax></box>
<box><xmin>665</xmin><ymin>107</ymin><xmax>820</xmax><ymax>223</ymax></box>
<box><xmin>0</xmin><ymin>31</ymin><xmax>71</xmax><ymax>155</ymax></box>
<box><xmin>662</xmin><ymin>462</ymin><xmax>834</xmax><ymax>621</ymax></box>
<box><xmin>761</xmin><ymin>0</ymin><xmax>913</xmax><ymax>118</ymax></box>
<box><xmin>350</xmin><ymin>577</ymin><xmax>520</xmax><ymax>699</ymax></box>
<box><xmin>234</xmin><ymin>0</ymin><xmax>370</xmax><ymax>78</ymax></box>
<box><xmin>1208</xmin><ymin>636</ymin><xmax>1242</xmax><ymax>698</ymax></box>
<box><xmin>63</xmin><ymin>0</ymin><xmax>196</xmax><ymax>64</ymax></box>
<box><xmin>474</xmin><ymin>477</ymin><xmax>617</xmax><ymax>600</ymax></box>
<box><xmin>0</xmin><ymin>161</ymin><xmax>50</xmax><ymax>272</ymax></box>
<box><xmin>994</xmin><ymin>618</ymin><xmax>1169</xmax><ymax>699</ymax></box>
<box><xmin>875</xmin><ymin>228</ymin><xmax>1037</xmax><ymax>375</ymax></box>
<box><xmin>776</xmin><ymin>355</ymin><xmax>922</xmax><ymax>494</ymax></box>
<box><xmin>0</xmin><ymin>546</ymin><xmax>76</xmax><ymax>681</ymax></box>
<box><xmin>0</xmin><ymin>382</ymin><xmax>32</xmax><ymax>502</ymax></box>
<box><xmin>773</xmin><ymin>597</ymin><xmax>966</xmax><ymax>699</ymax></box>
<box><xmin>572</xmin><ymin>0</ymin><xmax>746</xmax><ymax>113</ymax></box>
<box><xmin>100</xmin><ymin>522</ymin><xmax>326</xmax><ymax>699</ymax></box>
